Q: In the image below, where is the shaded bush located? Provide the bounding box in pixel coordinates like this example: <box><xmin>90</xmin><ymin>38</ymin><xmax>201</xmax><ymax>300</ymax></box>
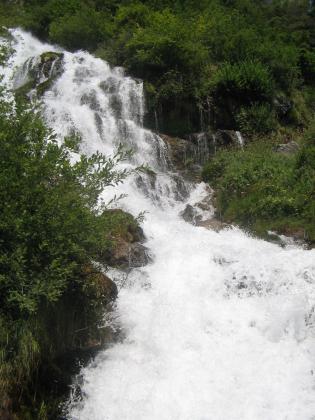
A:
<box><xmin>210</xmin><ymin>60</ymin><xmax>274</xmax><ymax>128</ymax></box>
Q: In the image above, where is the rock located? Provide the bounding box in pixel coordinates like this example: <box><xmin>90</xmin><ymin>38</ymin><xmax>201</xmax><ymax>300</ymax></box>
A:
<box><xmin>196</xmin><ymin>218</ymin><xmax>228</xmax><ymax>232</ymax></box>
<box><xmin>171</xmin><ymin>174</ymin><xmax>190</xmax><ymax>200</ymax></box>
<box><xmin>37</xmin><ymin>52</ymin><xmax>64</xmax><ymax>79</ymax></box>
<box><xmin>184</xmin><ymin>132</ymin><xmax>214</xmax><ymax>164</ymax></box>
<box><xmin>273</xmin><ymin>95</ymin><xmax>293</xmax><ymax>117</ymax></box>
<box><xmin>14</xmin><ymin>51</ymin><xmax>64</xmax><ymax>99</ymax></box>
<box><xmin>274</xmin><ymin>141</ymin><xmax>300</xmax><ymax>155</ymax></box>
<box><xmin>160</xmin><ymin>134</ymin><xmax>194</xmax><ymax>170</ymax></box>
<box><xmin>195</xmin><ymin>190</ymin><xmax>214</xmax><ymax>213</ymax></box>
<box><xmin>180</xmin><ymin>204</ymin><xmax>202</xmax><ymax>224</ymax></box>
<box><xmin>108</xmin><ymin>239</ymin><xmax>151</xmax><ymax>268</ymax></box>
<box><xmin>106</xmin><ymin>209</ymin><xmax>145</xmax><ymax>243</ymax></box>
<box><xmin>83</xmin><ymin>264</ymin><xmax>118</xmax><ymax>303</ymax></box>
<box><xmin>80</xmin><ymin>90</ymin><xmax>101</xmax><ymax>111</ymax></box>
<box><xmin>99</xmin><ymin>77</ymin><xmax>119</xmax><ymax>94</ymax></box>
<box><xmin>214</xmin><ymin>130</ymin><xmax>245</xmax><ymax>148</ymax></box>
<box><xmin>99</xmin><ymin>209</ymin><xmax>150</xmax><ymax>269</ymax></box>
<box><xmin>160</xmin><ymin>130</ymin><xmax>244</xmax><ymax>176</ymax></box>
<box><xmin>109</xmin><ymin>94</ymin><xmax>123</xmax><ymax>119</ymax></box>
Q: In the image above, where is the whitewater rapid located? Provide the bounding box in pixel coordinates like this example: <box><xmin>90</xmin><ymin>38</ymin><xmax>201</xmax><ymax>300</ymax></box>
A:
<box><xmin>2</xmin><ymin>29</ymin><xmax>315</xmax><ymax>420</ymax></box>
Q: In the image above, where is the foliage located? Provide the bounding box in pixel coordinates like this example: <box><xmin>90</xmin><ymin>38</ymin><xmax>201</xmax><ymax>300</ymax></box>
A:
<box><xmin>0</xmin><ymin>93</ymin><xmax>136</xmax><ymax>416</ymax></box>
<box><xmin>210</xmin><ymin>60</ymin><xmax>274</xmax><ymax>127</ymax></box>
<box><xmin>236</xmin><ymin>103</ymin><xmax>277</xmax><ymax>135</ymax></box>
<box><xmin>2</xmin><ymin>0</ymin><xmax>314</xmax><ymax>135</ymax></box>
<box><xmin>202</xmin><ymin>134</ymin><xmax>315</xmax><ymax>243</ymax></box>
<box><xmin>48</xmin><ymin>4</ymin><xmax>111</xmax><ymax>51</ymax></box>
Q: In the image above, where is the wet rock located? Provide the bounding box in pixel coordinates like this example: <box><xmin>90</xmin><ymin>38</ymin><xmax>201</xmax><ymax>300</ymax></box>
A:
<box><xmin>274</xmin><ymin>141</ymin><xmax>300</xmax><ymax>155</ymax></box>
<box><xmin>195</xmin><ymin>189</ymin><xmax>214</xmax><ymax>213</ymax></box>
<box><xmin>135</xmin><ymin>174</ymin><xmax>156</xmax><ymax>196</ymax></box>
<box><xmin>108</xmin><ymin>209</ymin><xmax>145</xmax><ymax>243</ymax></box>
<box><xmin>94</xmin><ymin>112</ymin><xmax>103</xmax><ymax>135</ymax></box>
<box><xmin>214</xmin><ymin>130</ymin><xmax>244</xmax><ymax>148</ymax></box>
<box><xmin>108</xmin><ymin>240</ymin><xmax>151</xmax><ymax>268</ymax></box>
<box><xmin>99</xmin><ymin>77</ymin><xmax>119</xmax><ymax>94</ymax></box>
<box><xmin>109</xmin><ymin>94</ymin><xmax>123</xmax><ymax>119</ymax></box>
<box><xmin>180</xmin><ymin>204</ymin><xmax>202</xmax><ymax>224</ymax></box>
<box><xmin>37</xmin><ymin>51</ymin><xmax>64</xmax><ymax>80</ymax></box>
<box><xmin>80</xmin><ymin>90</ymin><xmax>101</xmax><ymax>111</ymax></box>
<box><xmin>196</xmin><ymin>218</ymin><xmax>228</xmax><ymax>232</ymax></box>
<box><xmin>100</xmin><ymin>209</ymin><xmax>150</xmax><ymax>269</ymax></box>
<box><xmin>171</xmin><ymin>174</ymin><xmax>190</xmax><ymax>200</ymax></box>
<box><xmin>14</xmin><ymin>51</ymin><xmax>64</xmax><ymax>99</ymax></box>
<box><xmin>160</xmin><ymin>130</ymin><xmax>244</xmax><ymax>178</ymax></box>
<box><xmin>184</xmin><ymin>132</ymin><xmax>214</xmax><ymax>164</ymax></box>
<box><xmin>160</xmin><ymin>134</ymin><xmax>195</xmax><ymax>170</ymax></box>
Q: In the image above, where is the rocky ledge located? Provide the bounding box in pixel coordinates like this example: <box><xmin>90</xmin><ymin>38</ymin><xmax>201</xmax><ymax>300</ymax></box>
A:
<box><xmin>160</xmin><ymin>129</ymin><xmax>244</xmax><ymax>178</ymax></box>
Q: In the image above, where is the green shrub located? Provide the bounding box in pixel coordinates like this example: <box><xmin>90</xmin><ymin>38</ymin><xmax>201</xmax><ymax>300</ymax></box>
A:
<box><xmin>211</xmin><ymin>60</ymin><xmax>274</xmax><ymax>104</ymax></box>
<box><xmin>236</xmin><ymin>103</ymin><xmax>277</xmax><ymax>134</ymax></box>
<box><xmin>202</xmin><ymin>137</ymin><xmax>314</xmax><ymax>243</ymax></box>
<box><xmin>49</xmin><ymin>5</ymin><xmax>110</xmax><ymax>51</ymax></box>
<box><xmin>210</xmin><ymin>60</ymin><xmax>274</xmax><ymax>127</ymax></box>
<box><xmin>0</xmin><ymin>92</ymin><xmax>132</xmax><ymax>415</ymax></box>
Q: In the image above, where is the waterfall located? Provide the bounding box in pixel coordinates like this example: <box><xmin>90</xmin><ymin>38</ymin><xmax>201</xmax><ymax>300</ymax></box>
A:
<box><xmin>2</xmin><ymin>29</ymin><xmax>315</xmax><ymax>420</ymax></box>
<box><xmin>235</xmin><ymin>130</ymin><xmax>244</xmax><ymax>147</ymax></box>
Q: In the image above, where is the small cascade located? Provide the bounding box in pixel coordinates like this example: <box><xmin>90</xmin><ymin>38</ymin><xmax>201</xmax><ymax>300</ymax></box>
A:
<box><xmin>235</xmin><ymin>130</ymin><xmax>244</xmax><ymax>147</ymax></box>
<box><xmin>2</xmin><ymin>29</ymin><xmax>315</xmax><ymax>420</ymax></box>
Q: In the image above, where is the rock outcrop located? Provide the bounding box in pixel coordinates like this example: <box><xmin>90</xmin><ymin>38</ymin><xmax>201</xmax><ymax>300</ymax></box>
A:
<box><xmin>107</xmin><ymin>239</ymin><xmax>151</xmax><ymax>268</ymax></box>
<box><xmin>160</xmin><ymin>130</ymin><xmax>244</xmax><ymax>177</ymax></box>
<box><xmin>274</xmin><ymin>141</ymin><xmax>300</xmax><ymax>155</ymax></box>
<box><xmin>14</xmin><ymin>51</ymin><xmax>64</xmax><ymax>99</ymax></box>
<box><xmin>100</xmin><ymin>209</ymin><xmax>151</xmax><ymax>269</ymax></box>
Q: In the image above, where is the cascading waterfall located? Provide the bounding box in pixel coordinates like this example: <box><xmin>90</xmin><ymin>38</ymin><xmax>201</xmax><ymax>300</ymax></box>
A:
<box><xmin>2</xmin><ymin>29</ymin><xmax>315</xmax><ymax>420</ymax></box>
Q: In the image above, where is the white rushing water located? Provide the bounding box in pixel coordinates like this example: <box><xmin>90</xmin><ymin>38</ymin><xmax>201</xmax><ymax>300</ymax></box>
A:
<box><xmin>2</xmin><ymin>29</ymin><xmax>315</xmax><ymax>420</ymax></box>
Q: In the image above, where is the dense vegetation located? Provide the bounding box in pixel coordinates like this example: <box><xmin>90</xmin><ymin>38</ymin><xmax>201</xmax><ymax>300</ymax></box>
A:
<box><xmin>1</xmin><ymin>0</ymin><xmax>315</xmax><ymax>135</ymax></box>
<box><xmin>0</xmin><ymin>89</ymin><xmax>140</xmax><ymax>417</ymax></box>
<box><xmin>202</xmin><ymin>129</ymin><xmax>315</xmax><ymax>244</ymax></box>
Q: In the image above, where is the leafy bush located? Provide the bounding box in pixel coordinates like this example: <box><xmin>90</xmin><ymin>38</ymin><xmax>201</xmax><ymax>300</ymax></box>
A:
<box><xmin>49</xmin><ymin>4</ymin><xmax>110</xmax><ymax>50</ymax></box>
<box><xmin>202</xmin><ymin>137</ymin><xmax>315</xmax><ymax>243</ymax></box>
<box><xmin>210</xmin><ymin>60</ymin><xmax>274</xmax><ymax>127</ymax></box>
<box><xmin>211</xmin><ymin>60</ymin><xmax>273</xmax><ymax>104</ymax></box>
<box><xmin>0</xmin><ymin>93</ymin><xmax>134</xmax><ymax>415</ymax></box>
<box><xmin>236</xmin><ymin>103</ymin><xmax>277</xmax><ymax>135</ymax></box>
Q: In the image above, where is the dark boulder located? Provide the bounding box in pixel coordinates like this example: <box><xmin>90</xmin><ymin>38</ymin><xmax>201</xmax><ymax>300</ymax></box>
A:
<box><xmin>180</xmin><ymin>204</ymin><xmax>202</xmax><ymax>225</ymax></box>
